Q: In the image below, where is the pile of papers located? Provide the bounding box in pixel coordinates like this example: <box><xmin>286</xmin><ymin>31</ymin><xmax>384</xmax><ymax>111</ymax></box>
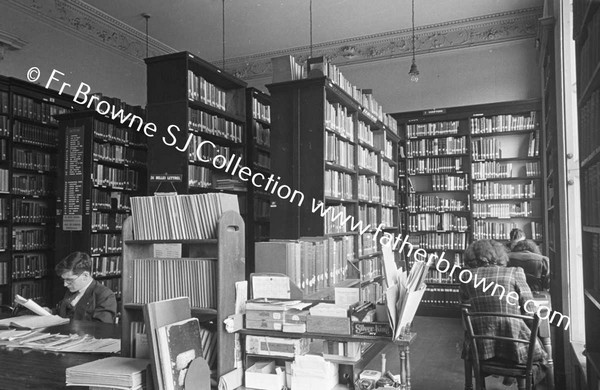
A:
<box><xmin>66</xmin><ymin>356</ymin><xmax>149</xmax><ymax>390</ymax></box>
<box><xmin>0</xmin><ymin>330</ymin><xmax>120</xmax><ymax>353</ymax></box>
<box><xmin>381</xmin><ymin>244</ymin><xmax>431</xmax><ymax>340</ymax></box>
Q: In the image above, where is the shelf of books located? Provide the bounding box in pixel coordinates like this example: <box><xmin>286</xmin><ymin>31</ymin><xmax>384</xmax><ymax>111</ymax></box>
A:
<box><xmin>245</xmin><ymin>87</ymin><xmax>271</xmax><ymax>277</ymax></box>
<box><xmin>265</xmin><ymin>56</ymin><xmax>400</xmax><ymax>303</ymax></box>
<box><xmin>55</xmin><ymin>104</ymin><xmax>148</xmax><ymax>313</ymax></box>
<box><xmin>120</xmin><ymin>193</ymin><xmax>245</xmax><ymax>386</ymax></box>
<box><xmin>393</xmin><ymin>99</ymin><xmax>543</xmax><ymax>317</ymax></box>
<box><xmin>574</xmin><ymin>1</ymin><xmax>600</xmax><ymax>386</ymax></box>
<box><xmin>0</xmin><ymin>76</ymin><xmax>77</xmax><ymax>307</ymax></box>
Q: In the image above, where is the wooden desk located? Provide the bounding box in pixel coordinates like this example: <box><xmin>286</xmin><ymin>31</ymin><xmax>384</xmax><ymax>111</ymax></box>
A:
<box><xmin>240</xmin><ymin>328</ymin><xmax>416</xmax><ymax>390</ymax></box>
<box><xmin>0</xmin><ymin>320</ymin><xmax>120</xmax><ymax>390</ymax></box>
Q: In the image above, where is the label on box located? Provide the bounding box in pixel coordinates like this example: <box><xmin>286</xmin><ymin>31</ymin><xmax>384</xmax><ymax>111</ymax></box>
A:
<box><xmin>352</xmin><ymin>322</ymin><xmax>393</xmax><ymax>337</ymax></box>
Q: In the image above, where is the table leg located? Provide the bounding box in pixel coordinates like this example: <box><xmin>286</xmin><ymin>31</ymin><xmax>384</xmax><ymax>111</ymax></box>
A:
<box><xmin>405</xmin><ymin>346</ymin><xmax>411</xmax><ymax>390</ymax></box>
<box><xmin>400</xmin><ymin>349</ymin><xmax>407</xmax><ymax>390</ymax></box>
<box><xmin>541</xmin><ymin>336</ymin><xmax>554</xmax><ymax>390</ymax></box>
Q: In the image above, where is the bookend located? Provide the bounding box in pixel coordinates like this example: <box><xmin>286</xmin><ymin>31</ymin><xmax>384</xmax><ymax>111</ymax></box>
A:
<box><xmin>184</xmin><ymin>357</ymin><xmax>210</xmax><ymax>390</ymax></box>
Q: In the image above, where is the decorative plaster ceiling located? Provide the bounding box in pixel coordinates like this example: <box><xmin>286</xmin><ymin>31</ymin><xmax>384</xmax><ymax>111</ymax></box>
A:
<box><xmin>3</xmin><ymin>0</ymin><xmax>542</xmax><ymax>80</ymax></box>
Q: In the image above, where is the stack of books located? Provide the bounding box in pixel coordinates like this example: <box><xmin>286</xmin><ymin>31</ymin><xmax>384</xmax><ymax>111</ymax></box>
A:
<box><xmin>65</xmin><ymin>356</ymin><xmax>149</xmax><ymax>389</ymax></box>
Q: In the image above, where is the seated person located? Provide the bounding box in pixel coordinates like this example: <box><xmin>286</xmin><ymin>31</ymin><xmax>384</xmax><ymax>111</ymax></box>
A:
<box><xmin>54</xmin><ymin>252</ymin><xmax>117</xmax><ymax>323</ymax></box>
<box><xmin>460</xmin><ymin>239</ymin><xmax>547</xmax><ymax>385</ymax></box>
<box><xmin>507</xmin><ymin>227</ymin><xmax>526</xmax><ymax>251</ymax></box>
<box><xmin>508</xmin><ymin>239</ymin><xmax>549</xmax><ymax>291</ymax></box>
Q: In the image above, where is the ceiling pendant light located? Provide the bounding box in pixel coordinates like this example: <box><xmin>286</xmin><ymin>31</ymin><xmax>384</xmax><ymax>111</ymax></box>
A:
<box><xmin>408</xmin><ymin>0</ymin><xmax>419</xmax><ymax>82</ymax></box>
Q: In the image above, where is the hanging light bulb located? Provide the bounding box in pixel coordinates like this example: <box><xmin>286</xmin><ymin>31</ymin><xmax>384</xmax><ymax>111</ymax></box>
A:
<box><xmin>408</xmin><ymin>0</ymin><xmax>419</xmax><ymax>82</ymax></box>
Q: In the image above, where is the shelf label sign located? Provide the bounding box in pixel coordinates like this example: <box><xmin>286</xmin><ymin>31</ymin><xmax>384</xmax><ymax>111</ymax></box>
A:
<box><xmin>150</xmin><ymin>174</ymin><xmax>183</xmax><ymax>182</ymax></box>
<box><xmin>423</xmin><ymin>108</ymin><xmax>446</xmax><ymax>116</ymax></box>
<box><xmin>63</xmin><ymin>126</ymin><xmax>84</xmax><ymax>231</ymax></box>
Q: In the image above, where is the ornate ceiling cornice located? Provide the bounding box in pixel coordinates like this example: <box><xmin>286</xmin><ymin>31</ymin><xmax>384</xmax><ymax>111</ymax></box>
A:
<box><xmin>224</xmin><ymin>7</ymin><xmax>542</xmax><ymax>80</ymax></box>
<box><xmin>4</xmin><ymin>0</ymin><xmax>176</xmax><ymax>62</ymax></box>
<box><xmin>0</xmin><ymin>29</ymin><xmax>27</xmax><ymax>61</ymax></box>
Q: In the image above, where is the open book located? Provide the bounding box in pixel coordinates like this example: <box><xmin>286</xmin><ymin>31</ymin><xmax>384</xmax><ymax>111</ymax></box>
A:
<box><xmin>0</xmin><ymin>294</ymin><xmax>69</xmax><ymax>330</ymax></box>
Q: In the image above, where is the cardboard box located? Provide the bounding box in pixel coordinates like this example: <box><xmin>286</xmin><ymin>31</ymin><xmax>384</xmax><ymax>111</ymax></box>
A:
<box><xmin>245</xmin><ymin>335</ymin><xmax>310</xmax><ymax>358</ymax></box>
<box><xmin>306</xmin><ymin>315</ymin><xmax>351</xmax><ymax>335</ymax></box>
<box><xmin>245</xmin><ymin>318</ymin><xmax>283</xmax><ymax>331</ymax></box>
<box><xmin>245</xmin><ymin>361</ymin><xmax>286</xmax><ymax>390</ymax></box>
<box><xmin>352</xmin><ymin>321</ymin><xmax>393</xmax><ymax>338</ymax></box>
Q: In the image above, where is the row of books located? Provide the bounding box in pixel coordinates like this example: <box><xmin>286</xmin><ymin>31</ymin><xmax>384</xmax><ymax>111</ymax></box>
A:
<box><xmin>92</xmin><ymin>188</ymin><xmax>131</xmax><ymax>211</ymax></box>
<box><xmin>188</xmin><ymin>108</ymin><xmax>244</xmax><ymax>143</ymax></box>
<box><xmin>12</xmin><ymin>174</ymin><xmax>53</xmax><ymax>196</ymax></box>
<box><xmin>188</xmin><ymin>165</ymin><xmax>213</xmax><ymax>188</ymax></box>
<box><xmin>12</xmin><ymin>253</ymin><xmax>48</xmax><ymax>279</ymax></box>
<box><xmin>254</xmin><ymin>198</ymin><xmax>270</xmax><ymax>219</ymax></box>
<box><xmin>470</xmin><ymin>112</ymin><xmax>538</xmax><ymax>134</ymax></box>
<box><xmin>421</xmin><ymin>286</ymin><xmax>460</xmax><ymax>306</ymax></box>
<box><xmin>381</xmin><ymin>185</ymin><xmax>396</xmax><ymax>206</ymax></box>
<box><xmin>0</xmin><ymin>262</ymin><xmax>6</xmax><ymax>285</ymax></box>
<box><xmin>255</xmin><ymin>236</ymin><xmax>355</xmax><ymax>295</ymax></box>
<box><xmin>359</xmin><ymin>255</ymin><xmax>382</xmax><ymax>282</ymax></box>
<box><xmin>0</xmin><ymin>139</ymin><xmax>5</xmax><ymax>161</ymax></box>
<box><xmin>307</xmin><ymin>56</ymin><xmax>398</xmax><ymax>131</ymax></box>
<box><xmin>253</xmin><ymin>121</ymin><xmax>271</xmax><ymax>147</ymax></box>
<box><xmin>358</xmin><ymin>232</ymin><xmax>378</xmax><ymax>256</ymax></box>
<box><xmin>472</xmin><ymin>201</ymin><xmax>534</xmax><ymax>219</ymax></box>
<box><xmin>429</xmin><ymin>174</ymin><xmax>469</xmax><ymax>191</ymax></box>
<box><xmin>13</xmin><ymin>149</ymin><xmax>54</xmax><ymax>172</ymax></box>
<box><xmin>91</xmin><ymin>211</ymin><xmax>128</xmax><ymax>231</ymax></box>
<box><xmin>473</xmin><ymin>221</ymin><xmax>542</xmax><ymax>241</ymax></box>
<box><xmin>471</xmin><ymin>138</ymin><xmax>502</xmax><ymax>160</ymax></box>
<box><xmin>578</xmin><ymin>9</ymin><xmax>600</xmax><ymax>91</ymax></box>
<box><xmin>0</xmin><ymin>91</ymin><xmax>7</xmax><ymax>114</ymax></box>
<box><xmin>579</xmin><ymin>89</ymin><xmax>600</xmax><ymax>162</ymax></box>
<box><xmin>12</xmin><ymin>280</ymin><xmax>47</xmax><ymax>304</ymax></box>
<box><xmin>0</xmin><ymin>199</ymin><xmax>7</xmax><ymax>219</ymax></box>
<box><xmin>407</xmin><ymin>193</ymin><xmax>468</xmax><ymax>212</ymax></box>
<box><xmin>406</xmin><ymin>136</ymin><xmax>467</xmax><ymax>157</ymax></box>
<box><xmin>357</xmin><ymin>120</ymin><xmax>374</xmax><ymax>146</ymax></box>
<box><xmin>358</xmin><ymin>175</ymin><xmax>380</xmax><ymax>202</ymax></box>
<box><xmin>325</xmin><ymin>133</ymin><xmax>355</xmax><ymax>169</ymax></box>
<box><xmin>187</xmin><ymin>70</ymin><xmax>228</xmax><ymax>111</ymax></box>
<box><xmin>472</xmin><ymin>162</ymin><xmax>514</xmax><ymax>180</ymax></box>
<box><xmin>12</xmin><ymin>199</ymin><xmax>54</xmax><ymax>223</ymax></box>
<box><xmin>325</xmin><ymin>204</ymin><xmax>353</xmax><ymax>234</ymax></box>
<box><xmin>324</xmin><ymin>169</ymin><xmax>354</xmax><ymax>200</ymax></box>
<box><xmin>13</xmin><ymin>121</ymin><xmax>59</xmax><ymax>148</ymax></box>
<box><xmin>589</xmin><ymin>232</ymin><xmax>600</xmax><ymax>294</ymax></box>
<box><xmin>11</xmin><ymin>94</ymin><xmax>71</xmax><ymax>125</ymax></box>
<box><xmin>93</xmin><ymin>120</ymin><xmax>146</xmax><ymax>147</ymax></box>
<box><xmin>130</xmin><ymin>193</ymin><xmax>239</xmax><ymax>240</ymax></box>
<box><xmin>131</xmin><ymin>258</ymin><xmax>217</xmax><ymax>308</ymax></box>
<box><xmin>406</xmin><ymin>121</ymin><xmax>460</xmax><ymax>138</ymax></box>
<box><xmin>407</xmin><ymin>213</ymin><xmax>469</xmax><ymax>233</ymax></box>
<box><xmin>472</xmin><ymin>181</ymin><xmax>538</xmax><ymax>200</ymax></box>
<box><xmin>0</xmin><ymin>228</ymin><xmax>7</xmax><ymax>250</ymax></box>
<box><xmin>12</xmin><ymin>228</ymin><xmax>48</xmax><ymax>250</ymax></box>
<box><xmin>92</xmin><ymin>163</ymin><xmax>139</xmax><ymax>190</ymax></box>
<box><xmin>407</xmin><ymin>232</ymin><xmax>468</xmax><ymax>250</ymax></box>
<box><xmin>381</xmin><ymin>160</ymin><xmax>395</xmax><ymax>183</ymax></box>
<box><xmin>381</xmin><ymin>206</ymin><xmax>396</xmax><ymax>227</ymax></box>
<box><xmin>361</xmin><ymin>280</ymin><xmax>383</xmax><ymax>303</ymax></box>
<box><xmin>358</xmin><ymin>146</ymin><xmax>378</xmax><ymax>172</ymax></box>
<box><xmin>97</xmin><ymin>277</ymin><xmax>122</xmax><ymax>298</ymax></box>
<box><xmin>406</xmin><ymin>157</ymin><xmax>464</xmax><ymax>174</ymax></box>
<box><xmin>92</xmin><ymin>143</ymin><xmax>146</xmax><ymax>166</ymax></box>
<box><xmin>91</xmin><ymin>255</ymin><xmax>121</xmax><ymax>277</ymax></box>
<box><xmin>90</xmin><ymin>233</ymin><xmax>123</xmax><ymax>254</ymax></box>
<box><xmin>252</xmin><ymin>97</ymin><xmax>271</xmax><ymax>123</ymax></box>
<box><xmin>380</xmin><ymin>136</ymin><xmax>394</xmax><ymax>160</ymax></box>
<box><xmin>187</xmin><ymin>135</ymin><xmax>236</xmax><ymax>163</ymax></box>
<box><xmin>325</xmin><ymin>101</ymin><xmax>354</xmax><ymax>140</ymax></box>
<box><xmin>358</xmin><ymin>204</ymin><xmax>378</xmax><ymax>226</ymax></box>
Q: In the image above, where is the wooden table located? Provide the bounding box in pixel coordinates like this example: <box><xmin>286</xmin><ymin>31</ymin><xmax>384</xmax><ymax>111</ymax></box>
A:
<box><xmin>239</xmin><ymin>328</ymin><xmax>416</xmax><ymax>390</ymax></box>
<box><xmin>0</xmin><ymin>320</ymin><xmax>120</xmax><ymax>390</ymax></box>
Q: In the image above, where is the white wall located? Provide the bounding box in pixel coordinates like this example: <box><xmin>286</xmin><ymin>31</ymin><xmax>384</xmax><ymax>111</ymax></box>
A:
<box><xmin>0</xmin><ymin>5</ymin><xmax>147</xmax><ymax>106</ymax></box>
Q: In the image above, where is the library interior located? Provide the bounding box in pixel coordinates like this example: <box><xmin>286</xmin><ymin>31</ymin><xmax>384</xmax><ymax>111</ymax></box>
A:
<box><xmin>0</xmin><ymin>0</ymin><xmax>597</xmax><ymax>389</ymax></box>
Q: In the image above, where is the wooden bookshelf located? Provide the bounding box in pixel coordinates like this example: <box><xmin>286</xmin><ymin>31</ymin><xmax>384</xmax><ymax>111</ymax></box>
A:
<box><xmin>393</xmin><ymin>99</ymin><xmax>543</xmax><ymax>316</ymax></box>
<box><xmin>54</xmin><ymin>108</ymin><xmax>148</xmax><ymax>312</ymax></box>
<box><xmin>245</xmin><ymin>87</ymin><xmax>271</xmax><ymax>277</ymax></box>
<box><xmin>266</xmin><ymin>74</ymin><xmax>400</xmax><ymax>302</ymax></box>
<box><xmin>0</xmin><ymin>76</ymin><xmax>77</xmax><ymax>307</ymax></box>
<box><xmin>574</xmin><ymin>1</ymin><xmax>600</xmax><ymax>388</ymax></box>
<box><xmin>120</xmin><ymin>209</ymin><xmax>245</xmax><ymax>384</ymax></box>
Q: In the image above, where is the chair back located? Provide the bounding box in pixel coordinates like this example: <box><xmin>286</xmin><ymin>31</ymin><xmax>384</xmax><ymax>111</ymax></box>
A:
<box><xmin>461</xmin><ymin>308</ymin><xmax>541</xmax><ymax>376</ymax></box>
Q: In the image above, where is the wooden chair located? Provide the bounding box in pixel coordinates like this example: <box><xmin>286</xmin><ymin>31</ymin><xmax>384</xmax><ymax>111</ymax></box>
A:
<box><xmin>462</xmin><ymin>308</ymin><xmax>541</xmax><ymax>390</ymax></box>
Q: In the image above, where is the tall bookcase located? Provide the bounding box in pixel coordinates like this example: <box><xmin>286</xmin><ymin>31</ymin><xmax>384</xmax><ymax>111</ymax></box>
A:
<box><xmin>55</xmin><ymin>108</ymin><xmax>148</xmax><ymax>311</ymax></box>
<box><xmin>245</xmin><ymin>87</ymin><xmax>271</xmax><ymax>276</ymax></box>
<box><xmin>119</xmin><ymin>209</ymin><xmax>245</xmax><ymax>384</ymax></box>
<box><xmin>0</xmin><ymin>76</ymin><xmax>76</xmax><ymax>307</ymax></box>
<box><xmin>574</xmin><ymin>1</ymin><xmax>600</xmax><ymax>387</ymax></box>
<box><xmin>144</xmin><ymin>51</ymin><xmax>250</xmax><ymax>272</ymax></box>
<box><xmin>393</xmin><ymin>99</ymin><xmax>544</xmax><ymax>317</ymax></box>
<box><xmin>266</xmin><ymin>74</ymin><xmax>400</xmax><ymax>302</ymax></box>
